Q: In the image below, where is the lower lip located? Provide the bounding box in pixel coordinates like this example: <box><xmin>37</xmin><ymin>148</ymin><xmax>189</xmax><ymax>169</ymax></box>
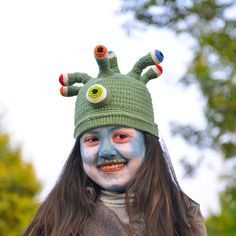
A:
<box><xmin>99</xmin><ymin>163</ymin><xmax>126</xmax><ymax>173</ymax></box>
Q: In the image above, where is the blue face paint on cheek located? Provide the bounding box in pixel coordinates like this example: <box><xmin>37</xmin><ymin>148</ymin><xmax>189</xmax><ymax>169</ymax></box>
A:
<box><xmin>130</xmin><ymin>131</ymin><xmax>145</xmax><ymax>158</ymax></box>
<box><xmin>80</xmin><ymin>140</ymin><xmax>97</xmax><ymax>165</ymax></box>
<box><xmin>116</xmin><ymin>130</ymin><xmax>145</xmax><ymax>160</ymax></box>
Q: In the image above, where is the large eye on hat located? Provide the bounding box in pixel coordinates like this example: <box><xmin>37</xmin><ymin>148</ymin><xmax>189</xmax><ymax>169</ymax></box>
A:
<box><xmin>86</xmin><ymin>84</ymin><xmax>107</xmax><ymax>104</ymax></box>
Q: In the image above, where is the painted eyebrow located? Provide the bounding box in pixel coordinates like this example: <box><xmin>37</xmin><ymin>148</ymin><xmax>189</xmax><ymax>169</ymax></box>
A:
<box><xmin>83</xmin><ymin>126</ymin><xmax>135</xmax><ymax>137</ymax></box>
<box><xmin>110</xmin><ymin>126</ymin><xmax>123</xmax><ymax>132</ymax></box>
<box><xmin>111</xmin><ymin>127</ymin><xmax>135</xmax><ymax>134</ymax></box>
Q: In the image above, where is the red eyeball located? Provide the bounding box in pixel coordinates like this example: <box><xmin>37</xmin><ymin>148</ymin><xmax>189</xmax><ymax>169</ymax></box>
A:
<box><xmin>59</xmin><ymin>74</ymin><xmax>69</xmax><ymax>86</ymax></box>
<box><xmin>156</xmin><ymin>65</ymin><xmax>163</xmax><ymax>74</ymax></box>
<box><xmin>59</xmin><ymin>74</ymin><xmax>65</xmax><ymax>85</ymax></box>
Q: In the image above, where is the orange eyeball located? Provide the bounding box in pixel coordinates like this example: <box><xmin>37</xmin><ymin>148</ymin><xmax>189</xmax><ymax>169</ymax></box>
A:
<box><xmin>94</xmin><ymin>45</ymin><xmax>107</xmax><ymax>58</ymax></box>
<box><xmin>60</xmin><ymin>86</ymin><xmax>67</xmax><ymax>96</ymax></box>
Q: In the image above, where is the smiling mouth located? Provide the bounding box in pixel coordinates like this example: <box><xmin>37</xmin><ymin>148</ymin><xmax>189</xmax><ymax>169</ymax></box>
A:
<box><xmin>97</xmin><ymin>160</ymin><xmax>127</xmax><ymax>173</ymax></box>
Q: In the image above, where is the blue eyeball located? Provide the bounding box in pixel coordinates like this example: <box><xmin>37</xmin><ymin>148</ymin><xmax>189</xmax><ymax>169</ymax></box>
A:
<box><xmin>151</xmin><ymin>50</ymin><xmax>164</xmax><ymax>64</ymax></box>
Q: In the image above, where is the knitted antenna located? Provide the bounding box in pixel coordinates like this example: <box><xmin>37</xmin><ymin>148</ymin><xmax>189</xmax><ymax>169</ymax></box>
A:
<box><xmin>59</xmin><ymin>45</ymin><xmax>164</xmax><ymax>138</ymax></box>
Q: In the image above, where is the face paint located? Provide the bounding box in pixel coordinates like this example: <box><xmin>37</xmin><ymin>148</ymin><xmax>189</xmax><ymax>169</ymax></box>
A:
<box><xmin>80</xmin><ymin>126</ymin><xmax>146</xmax><ymax>191</ymax></box>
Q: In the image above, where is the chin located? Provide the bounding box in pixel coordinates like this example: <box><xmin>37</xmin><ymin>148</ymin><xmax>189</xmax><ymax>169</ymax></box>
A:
<box><xmin>101</xmin><ymin>182</ymin><xmax>128</xmax><ymax>192</ymax></box>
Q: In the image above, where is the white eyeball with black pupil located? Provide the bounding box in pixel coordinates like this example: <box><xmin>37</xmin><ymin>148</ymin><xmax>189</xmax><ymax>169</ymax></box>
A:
<box><xmin>86</xmin><ymin>84</ymin><xmax>107</xmax><ymax>104</ymax></box>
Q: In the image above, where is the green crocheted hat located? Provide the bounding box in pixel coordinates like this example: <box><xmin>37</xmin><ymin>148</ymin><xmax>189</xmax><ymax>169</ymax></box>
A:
<box><xmin>59</xmin><ymin>45</ymin><xmax>164</xmax><ymax>138</ymax></box>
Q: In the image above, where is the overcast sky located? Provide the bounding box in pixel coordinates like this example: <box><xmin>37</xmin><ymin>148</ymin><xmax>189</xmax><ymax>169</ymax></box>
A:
<box><xmin>0</xmin><ymin>0</ymin><xmax>224</xmax><ymax>217</ymax></box>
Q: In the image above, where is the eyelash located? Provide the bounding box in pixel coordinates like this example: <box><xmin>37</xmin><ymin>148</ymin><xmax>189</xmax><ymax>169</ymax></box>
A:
<box><xmin>115</xmin><ymin>133</ymin><xmax>128</xmax><ymax>139</ymax></box>
<box><xmin>85</xmin><ymin>136</ymin><xmax>99</xmax><ymax>143</ymax></box>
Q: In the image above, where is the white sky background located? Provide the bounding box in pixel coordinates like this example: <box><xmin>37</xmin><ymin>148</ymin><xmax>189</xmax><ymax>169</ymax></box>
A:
<box><xmin>0</xmin><ymin>0</ymin><xmax>224</xmax><ymax>217</ymax></box>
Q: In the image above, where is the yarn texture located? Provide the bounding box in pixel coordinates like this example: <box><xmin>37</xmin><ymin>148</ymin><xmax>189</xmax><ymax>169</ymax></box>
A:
<box><xmin>59</xmin><ymin>45</ymin><xmax>164</xmax><ymax>138</ymax></box>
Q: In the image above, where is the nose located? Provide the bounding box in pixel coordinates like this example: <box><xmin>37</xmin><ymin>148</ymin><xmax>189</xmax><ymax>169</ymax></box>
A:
<box><xmin>98</xmin><ymin>138</ymin><xmax>116</xmax><ymax>161</ymax></box>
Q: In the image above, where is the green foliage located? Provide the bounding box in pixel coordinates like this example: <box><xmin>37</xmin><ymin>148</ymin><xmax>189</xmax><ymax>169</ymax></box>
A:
<box><xmin>0</xmin><ymin>132</ymin><xmax>41</xmax><ymax>236</ymax></box>
<box><xmin>206</xmin><ymin>167</ymin><xmax>236</xmax><ymax>235</ymax></box>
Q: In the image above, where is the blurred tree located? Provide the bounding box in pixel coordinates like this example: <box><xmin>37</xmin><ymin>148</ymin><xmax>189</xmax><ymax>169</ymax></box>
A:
<box><xmin>120</xmin><ymin>0</ymin><xmax>236</xmax><ymax>233</ymax></box>
<box><xmin>0</xmin><ymin>131</ymin><xmax>41</xmax><ymax>236</ymax></box>
<box><xmin>206</xmin><ymin>166</ymin><xmax>236</xmax><ymax>235</ymax></box>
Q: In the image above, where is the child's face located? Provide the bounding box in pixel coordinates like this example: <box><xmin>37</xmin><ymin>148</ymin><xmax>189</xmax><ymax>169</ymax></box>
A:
<box><xmin>80</xmin><ymin>126</ymin><xmax>146</xmax><ymax>191</ymax></box>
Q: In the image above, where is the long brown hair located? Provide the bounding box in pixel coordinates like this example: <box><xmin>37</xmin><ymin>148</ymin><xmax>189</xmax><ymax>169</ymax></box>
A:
<box><xmin>125</xmin><ymin>133</ymin><xmax>193</xmax><ymax>235</ymax></box>
<box><xmin>24</xmin><ymin>133</ymin><xmax>198</xmax><ymax>236</ymax></box>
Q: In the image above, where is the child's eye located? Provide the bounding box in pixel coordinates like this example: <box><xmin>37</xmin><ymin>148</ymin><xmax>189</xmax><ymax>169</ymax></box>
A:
<box><xmin>87</xmin><ymin>137</ymin><xmax>99</xmax><ymax>142</ymax></box>
<box><xmin>113</xmin><ymin>133</ymin><xmax>130</xmax><ymax>143</ymax></box>
<box><xmin>84</xmin><ymin>136</ymin><xmax>99</xmax><ymax>145</ymax></box>
<box><xmin>118</xmin><ymin>133</ymin><xmax>128</xmax><ymax>139</ymax></box>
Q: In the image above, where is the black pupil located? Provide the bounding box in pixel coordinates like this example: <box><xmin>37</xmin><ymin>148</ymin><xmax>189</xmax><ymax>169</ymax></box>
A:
<box><xmin>92</xmin><ymin>89</ymin><xmax>98</xmax><ymax>94</ymax></box>
<box><xmin>97</xmin><ymin>47</ymin><xmax>103</xmax><ymax>52</ymax></box>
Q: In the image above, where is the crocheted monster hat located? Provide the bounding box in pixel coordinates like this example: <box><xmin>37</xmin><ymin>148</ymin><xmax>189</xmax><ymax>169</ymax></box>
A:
<box><xmin>59</xmin><ymin>45</ymin><xmax>164</xmax><ymax>138</ymax></box>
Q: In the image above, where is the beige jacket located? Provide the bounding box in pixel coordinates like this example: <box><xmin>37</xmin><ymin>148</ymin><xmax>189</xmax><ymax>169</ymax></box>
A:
<box><xmin>83</xmin><ymin>200</ymin><xmax>207</xmax><ymax>236</ymax></box>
